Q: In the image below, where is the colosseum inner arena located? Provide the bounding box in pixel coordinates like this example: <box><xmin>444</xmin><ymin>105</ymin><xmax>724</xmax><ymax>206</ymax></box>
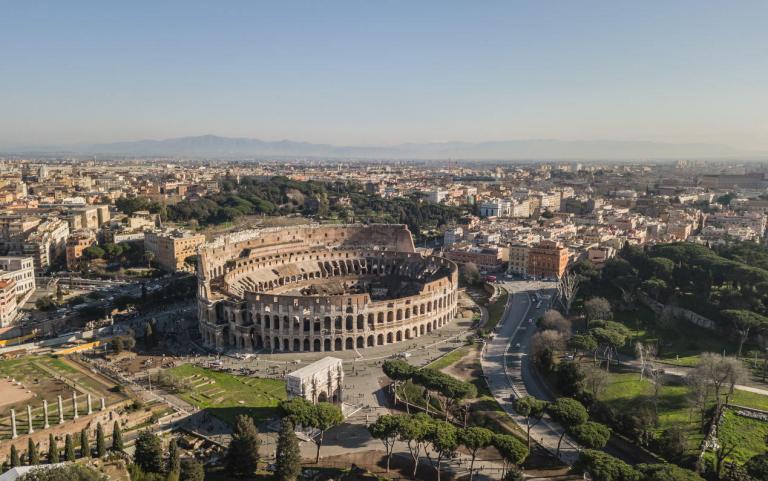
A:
<box><xmin>197</xmin><ymin>224</ymin><xmax>459</xmax><ymax>353</ymax></box>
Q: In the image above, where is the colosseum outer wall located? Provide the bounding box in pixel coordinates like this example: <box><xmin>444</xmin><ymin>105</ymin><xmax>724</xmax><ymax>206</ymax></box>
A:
<box><xmin>196</xmin><ymin>224</ymin><xmax>459</xmax><ymax>353</ymax></box>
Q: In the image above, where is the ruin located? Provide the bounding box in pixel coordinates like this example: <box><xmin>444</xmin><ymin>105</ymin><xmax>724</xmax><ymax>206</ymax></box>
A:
<box><xmin>197</xmin><ymin>224</ymin><xmax>459</xmax><ymax>353</ymax></box>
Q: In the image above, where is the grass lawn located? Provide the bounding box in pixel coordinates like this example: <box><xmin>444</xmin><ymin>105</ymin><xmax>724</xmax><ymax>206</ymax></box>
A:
<box><xmin>711</xmin><ymin>410</ymin><xmax>768</xmax><ymax>465</ymax></box>
<box><xmin>426</xmin><ymin>345</ymin><xmax>472</xmax><ymax>371</ymax></box>
<box><xmin>167</xmin><ymin>364</ymin><xmax>286</xmax><ymax>425</ymax></box>
<box><xmin>484</xmin><ymin>289</ymin><xmax>509</xmax><ymax>332</ymax></box>
<box><xmin>599</xmin><ymin>371</ymin><xmax>704</xmax><ymax>455</ymax></box>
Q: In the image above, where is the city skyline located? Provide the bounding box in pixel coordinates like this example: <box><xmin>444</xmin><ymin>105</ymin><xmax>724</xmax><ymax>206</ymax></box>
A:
<box><xmin>2</xmin><ymin>1</ymin><xmax>768</xmax><ymax>154</ymax></box>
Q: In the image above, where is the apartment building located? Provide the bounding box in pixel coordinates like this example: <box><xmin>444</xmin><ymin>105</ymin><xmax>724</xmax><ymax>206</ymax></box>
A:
<box><xmin>0</xmin><ymin>256</ymin><xmax>36</xmax><ymax>300</ymax></box>
<box><xmin>144</xmin><ymin>228</ymin><xmax>205</xmax><ymax>272</ymax></box>
<box><xmin>527</xmin><ymin>240</ymin><xmax>569</xmax><ymax>279</ymax></box>
<box><xmin>507</xmin><ymin>243</ymin><xmax>529</xmax><ymax>276</ymax></box>
<box><xmin>66</xmin><ymin>230</ymin><xmax>97</xmax><ymax>270</ymax></box>
<box><xmin>446</xmin><ymin>245</ymin><xmax>506</xmax><ymax>272</ymax></box>
<box><xmin>0</xmin><ymin>278</ymin><xmax>17</xmax><ymax>327</ymax></box>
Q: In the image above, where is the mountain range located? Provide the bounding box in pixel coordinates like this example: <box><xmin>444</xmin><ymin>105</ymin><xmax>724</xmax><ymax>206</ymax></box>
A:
<box><xmin>5</xmin><ymin>135</ymin><xmax>756</xmax><ymax>160</ymax></box>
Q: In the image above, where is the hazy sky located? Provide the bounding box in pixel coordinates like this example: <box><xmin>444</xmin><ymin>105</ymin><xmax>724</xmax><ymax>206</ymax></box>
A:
<box><xmin>2</xmin><ymin>1</ymin><xmax>767</xmax><ymax>149</ymax></box>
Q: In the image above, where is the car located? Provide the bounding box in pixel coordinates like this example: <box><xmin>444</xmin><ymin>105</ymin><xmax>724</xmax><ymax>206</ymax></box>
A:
<box><xmin>514</xmin><ymin>343</ymin><xmax>521</xmax><ymax>348</ymax></box>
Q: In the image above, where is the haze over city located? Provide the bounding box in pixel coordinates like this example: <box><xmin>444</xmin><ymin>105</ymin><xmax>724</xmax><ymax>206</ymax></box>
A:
<box><xmin>3</xmin><ymin>1</ymin><xmax>768</xmax><ymax>157</ymax></box>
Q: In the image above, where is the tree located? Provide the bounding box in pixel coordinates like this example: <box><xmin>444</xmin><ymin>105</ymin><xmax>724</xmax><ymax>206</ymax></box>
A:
<box><xmin>95</xmin><ymin>423</ymin><xmax>106</xmax><ymax>458</ymax></box>
<box><xmin>745</xmin><ymin>453</ymin><xmax>768</xmax><ymax>480</ymax></box>
<box><xmin>111</xmin><ymin>421</ymin><xmax>124</xmax><ymax>452</ymax></box>
<box><xmin>657</xmin><ymin>427</ymin><xmax>688</xmax><ymax>462</ymax></box>
<box><xmin>720</xmin><ymin>309</ymin><xmax>768</xmax><ymax>358</ymax></box>
<box><xmin>226</xmin><ymin>415</ymin><xmax>261</xmax><ymax>477</ymax></box>
<box><xmin>590</xmin><ymin>322</ymin><xmax>629</xmax><ymax>371</ymax></box>
<box><xmin>584</xmin><ymin>297</ymin><xmax>612</xmax><ymax>323</ymax></box>
<box><xmin>28</xmin><ymin>438</ymin><xmax>39</xmax><ymax>465</ymax></box>
<box><xmin>547</xmin><ymin>397</ymin><xmax>588</xmax><ymax>457</ymax></box>
<box><xmin>83</xmin><ymin>245</ymin><xmax>105</xmax><ymax>260</ymax></box>
<box><xmin>501</xmin><ymin>468</ymin><xmax>525</xmax><ymax>481</ymax></box>
<box><xmin>167</xmin><ymin>438</ymin><xmax>180</xmax><ymax>474</ymax></box>
<box><xmin>539</xmin><ymin>310</ymin><xmax>572</xmax><ymax>335</ymax></box>
<box><xmin>636</xmin><ymin>463</ymin><xmax>704</xmax><ymax>481</ymax></box>
<box><xmin>424</xmin><ymin>420</ymin><xmax>458</xmax><ymax>481</ymax></box>
<box><xmin>310</xmin><ymin>402</ymin><xmax>343</xmax><ymax>463</ymax></box>
<box><xmin>64</xmin><ymin>434</ymin><xmax>75</xmax><ymax>462</ymax></box>
<box><xmin>279</xmin><ymin>397</ymin><xmax>315</xmax><ymax>427</ymax></box>
<box><xmin>582</xmin><ymin>364</ymin><xmax>609</xmax><ymax>399</ymax></box>
<box><xmin>382</xmin><ymin>359</ymin><xmax>417</xmax><ymax>413</ymax></box>
<box><xmin>492</xmin><ymin>434</ymin><xmax>528</xmax><ymax>478</ymax></box>
<box><xmin>556</xmin><ymin>270</ymin><xmax>580</xmax><ymax>315</ymax></box>
<box><xmin>48</xmin><ymin>434</ymin><xmax>59</xmax><ymax>464</ymax></box>
<box><xmin>17</xmin><ymin>464</ymin><xmax>105</xmax><ymax>481</ymax></box>
<box><xmin>179</xmin><ymin>459</ymin><xmax>205</xmax><ymax>481</ymax></box>
<box><xmin>134</xmin><ymin>430</ymin><xmax>164</xmax><ymax>474</ymax></box>
<box><xmin>397</xmin><ymin>413</ymin><xmax>432</xmax><ymax>479</ymax></box>
<box><xmin>274</xmin><ymin>419</ymin><xmax>301</xmax><ymax>481</ymax></box>
<box><xmin>461</xmin><ymin>262</ymin><xmax>481</xmax><ymax>286</ymax></box>
<box><xmin>80</xmin><ymin>428</ymin><xmax>90</xmax><ymax>458</ymax></box>
<box><xmin>568</xmin><ymin>334</ymin><xmax>597</xmax><ymax>360</ymax></box>
<box><xmin>569</xmin><ymin>421</ymin><xmax>611</xmax><ymax>449</ymax></box>
<box><xmin>576</xmin><ymin>450</ymin><xmax>640</xmax><ymax>481</ymax></box>
<box><xmin>368</xmin><ymin>415</ymin><xmax>401</xmax><ymax>472</ymax></box>
<box><xmin>459</xmin><ymin>427</ymin><xmax>493</xmax><ymax>481</ymax></box>
<box><xmin>530</xmin><ymin>330</ymin><xmax>565</xmax><ymax>369</ymax></box>
<box><xmin>691</xmin><ymin>353</ymin><xmax>747</xmax><ymax>409</ymax></box>
<box><xmin>514</xmin><ymin>396</ymin><xmax>547</xmax><ymax>450</ymax></box>
<box><xmin>10</xmin><ymin>444</ymin><xmax>20</xmax><ymax>467</ymax></box>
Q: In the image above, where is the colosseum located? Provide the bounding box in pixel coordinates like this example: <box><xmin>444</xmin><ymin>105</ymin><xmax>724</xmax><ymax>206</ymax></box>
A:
<box><xmin>196</xmin><ymin>224</ymin><xmax>459</xmax><ymax>353</ymax></box>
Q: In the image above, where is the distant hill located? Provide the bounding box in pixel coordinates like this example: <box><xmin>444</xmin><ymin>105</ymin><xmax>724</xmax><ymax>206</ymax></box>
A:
<box><xmin>6</xmin><ymin>134</ymin><xmax>750</xmax><ymax>160</ymax></box>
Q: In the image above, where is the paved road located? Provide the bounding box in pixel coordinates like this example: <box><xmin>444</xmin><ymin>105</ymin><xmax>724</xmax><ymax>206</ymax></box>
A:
<box><xmin>480</xmin><ymin>281</ymin><xmax>582</xmax><ymax>464</ymax></box>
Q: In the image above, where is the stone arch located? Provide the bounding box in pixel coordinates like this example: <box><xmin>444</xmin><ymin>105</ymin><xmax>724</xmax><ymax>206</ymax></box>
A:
<box><xmin>357</xmin><ymin>314</ymin><xmax>365</xmax><ymax>330</ymax></box>
<box><xmin>274</xmin><ymin>336</ymin><xmax>280</xmax><ymax>349</ymax></box>
<box><xmin>377</xmin><ymin>312</ymin><xmax>384</xmax><ymax>323</ymax></box>
<box><xmin>335</xmin><ymin>316</ymin><xmax>342</xmax><ymax>330</ymax></box>
<box><xmin>324</xmin><ymin>339</ymin><xmax>332</xmax><ymax>351</ymax></box>
<box><xmin>387</xmin><ymin>311</ymin><xmax>394</xmax><ymax>322</ymax></box>
<box><xmin>294</xmin><ymin>338</ymin><xmax>300</xmax><ymax>351</ymax></box>
<box><xmin>357</xmin><ymin>336</ymin><xmax>365</xmax><ymax>348</ymax></box>
<box><xmin>346</xmin><ymin>337</ymin><xmax>354</xmax><ymax>350</ymax></box>
<box><xmin>396</xmin><ymin>331</ymin><xmax>402</xmax><ymax>341</ymax></box>
<box><xmin>346</xmin><ymin>316</ymin><xmax>353</xmax><ymax>330</ymax></box>
<box><xmin>318</xmin><ymin>391</ymin><xmax>328</xmax><ymax>403</ymax></box>
<box><xmin>304</xmin><ymin>339</ymin><xmax>310</xmax><ymax>351</ymax></box>
<box><xmin>368</xmin><ymin>335</ymin><xmax>375</xmax><ymax>347</ymax></box>
<box><xmin>314</xmin><ymin>339</ymin><xmax>322</xmax><ymax>352</ymax></box>
<box><xmin>255</xmin><ymin>335</ymin><xmax>263</xmax><ymax>349</ymax></box>
<box><xmin>377</xmin><ymin>334</ymin><xmax>384</xmax><ymax>345</ymax></box>
<box><xmin>387</xmin><ymin>332</ymin><xmax>393</xmax><ymax>343</ymax></box>
<box><xmin>396</xmin><ymin>309</ymin><xmax>403</xmax><ymax>321</ymax></box>
<box><xmin>419</xmin><ymin>324</ymin><xmax>425</xmax><ymax>335</ymax></box>
<box><xmin>324</xmin><ymin>317</ymin><xmax>332</xmax><ymax>331</ymax></box>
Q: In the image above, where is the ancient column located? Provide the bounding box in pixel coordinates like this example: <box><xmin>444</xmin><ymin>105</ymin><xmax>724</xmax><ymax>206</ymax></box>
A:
<box><xmin>100</xmin><ymin>397</ymin><xmax>106</xmax><ymax>411</ymax></box>
<box><xmin>72</xmin><ymin>392</ymin><xmax>79</xmax><ymax>419</ymax></box>
<box><xmin>58</xmin><ymin>396</ymin><xmax>64</xmax><ymax>424</ymax></box>
<box><xmin>10</xmin><ymin>408</ymin><xmax>17</xmax><ymax>439</ymax></box>
<box><xmin>87</xmin><ymin>393</ymin><xmax>92</xmax><ymax>415</ymax></box>
<box><xmin>27</xmin><ymin>405</ymin><xmax>34</xmax><ymax>434</ymax></box>
<box><xmin>43</xmin><ymin>399</ymin><xmax>50</xmax><ymax>429</ymax></box>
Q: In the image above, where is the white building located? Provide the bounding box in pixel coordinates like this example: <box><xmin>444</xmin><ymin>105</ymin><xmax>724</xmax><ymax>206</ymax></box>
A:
<box><xmin>443</xmin><ymin>227</ymin><xmax>464</xmax><ymax>246</ymax></box>
<box><xmin>479</xmin><ymin>199</ymin><xmax>511</xmax><ymax>217</ymax></box>
<box><xmin>285</xmin><ymin>357</ymin><xmax>344</xmax><ymax>404</ymax></box>
<box><xmin>0</xmin><ymin>256</ymin><xmax>35</xmax><ymax>300</ymax></box>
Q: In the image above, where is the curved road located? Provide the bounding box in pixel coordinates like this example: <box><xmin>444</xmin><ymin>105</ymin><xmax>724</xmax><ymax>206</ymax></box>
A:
<box><xmin>480</xmin><ymin>281</ymin><xmax>582</xmax><ymax>464</ymax></box>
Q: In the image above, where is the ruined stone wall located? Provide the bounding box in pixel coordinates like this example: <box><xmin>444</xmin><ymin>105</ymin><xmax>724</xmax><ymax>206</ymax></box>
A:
<box><xmin>196</xmin><ymin>224</ymin><xmax>457</xmax><ymax>353</ymax></box>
